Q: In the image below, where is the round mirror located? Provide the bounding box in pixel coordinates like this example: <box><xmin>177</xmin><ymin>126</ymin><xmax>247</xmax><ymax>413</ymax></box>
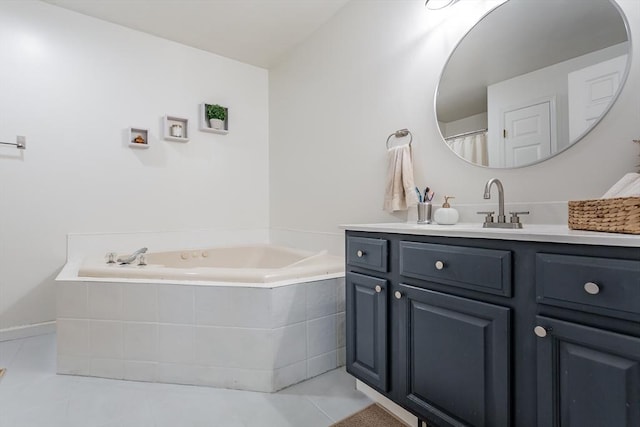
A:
<box><xmin>435</xmin><ymin>0</ymin><xmax>631</xmax><ymax>168</ymax></box>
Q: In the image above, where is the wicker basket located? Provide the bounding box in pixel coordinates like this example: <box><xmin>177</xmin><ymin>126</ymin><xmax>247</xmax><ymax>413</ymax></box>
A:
<box><xmin>568</xmin><ymin>197</ymin><xmax>640</xmax><ymax>235</ymax></box>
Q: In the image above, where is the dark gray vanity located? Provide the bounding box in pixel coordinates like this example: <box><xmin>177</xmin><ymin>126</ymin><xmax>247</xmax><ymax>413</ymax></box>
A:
<box><xmin>344</xmin><ymin>225</ymin><xmax>640</xmax><ymax>427</ymax></box>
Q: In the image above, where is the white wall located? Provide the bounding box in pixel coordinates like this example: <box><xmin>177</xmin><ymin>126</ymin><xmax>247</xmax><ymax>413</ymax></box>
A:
<box><xmin>3</xmin><ymin>0</ymin><xmax>639</xmax><ymax>331</ymax></box>
<box><xmin>0</xmin><ymin>1</ymin><xmax>269</xmax><ymax>330</ymax></box>
<box><xmin>269</xmin><ymin>0</ymin><xmax>640</xmax><ymax>250</ymax></box>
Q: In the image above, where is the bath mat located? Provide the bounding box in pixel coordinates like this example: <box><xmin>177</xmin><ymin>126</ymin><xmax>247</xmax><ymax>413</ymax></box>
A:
<box><xmin>331</xmin><ymin>404</ymin><xmax>409</xmax><ymax>427</ymax></box>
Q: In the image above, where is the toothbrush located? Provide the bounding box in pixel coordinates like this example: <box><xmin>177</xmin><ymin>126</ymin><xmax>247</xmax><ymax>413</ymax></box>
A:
<box><xmin>426</xmin><ymin>189</ymin><xmax>434</xmax><ymax>202</ymax></box>
<box><xmin>424</xmin><ymin>187</ymin><xmax>435</xmax><ymax>202</ymax></box>
<box><xmin>415</xmin><ymin>187</ymin><xmax>423</xmax><ymax>203</ymax></box>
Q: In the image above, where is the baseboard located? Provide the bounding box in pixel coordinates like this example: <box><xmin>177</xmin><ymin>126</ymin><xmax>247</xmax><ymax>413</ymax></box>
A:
<box><xmin>356</xmin><ymin>380</ymin><xmax>418</xmax><ymax>426</ymax></box>
<box><xmin>0</xmin><ymin>321</ymin><xmax>56</xmax><ymax>342</ymax></box>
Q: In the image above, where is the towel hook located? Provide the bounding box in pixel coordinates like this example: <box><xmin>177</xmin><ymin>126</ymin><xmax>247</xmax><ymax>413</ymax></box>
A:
<box><xmin>386</xmin><ymin>128</ymin><xmax>412</xmax><ymax>149</ymax></box>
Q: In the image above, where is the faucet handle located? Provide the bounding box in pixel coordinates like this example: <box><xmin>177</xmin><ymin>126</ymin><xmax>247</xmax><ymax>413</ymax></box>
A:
<box><xmin>105</xmin><ymin>252</ymin><xmax>117</xmax><ymax>264</ymax></box>
<box><xmin>477</xmin><ymin>211</ymin><xmax>495</xmax><ymax>223</ymax></box>
<box><xmin>509</xmin><ymin>211</ymin><xmax>530</xmax><ymax>224</ymax></box>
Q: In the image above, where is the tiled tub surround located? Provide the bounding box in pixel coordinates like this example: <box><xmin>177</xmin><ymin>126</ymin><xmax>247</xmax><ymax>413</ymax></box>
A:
<box><xmin>56</xmin><ymin>277</ymin><xmax>346</xmax><ymax>392</ymax></box>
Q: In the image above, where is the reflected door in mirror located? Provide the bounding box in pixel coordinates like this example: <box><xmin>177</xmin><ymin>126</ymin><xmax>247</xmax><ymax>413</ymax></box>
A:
<box><xmin>503</xmin><ymin>101</ymin><xmax>553</xmax><ymax>168</ymax></box>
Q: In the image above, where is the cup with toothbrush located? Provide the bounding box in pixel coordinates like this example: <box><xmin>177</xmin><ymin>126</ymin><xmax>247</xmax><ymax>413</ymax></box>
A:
<box><xmin>417</xmin><ymin>186</ymin><xmax>434</xmax><ymax>224</ymax></box>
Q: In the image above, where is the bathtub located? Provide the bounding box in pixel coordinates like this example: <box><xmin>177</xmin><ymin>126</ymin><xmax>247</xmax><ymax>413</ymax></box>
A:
<box><xmin>78</xmin><ymin>244</ymin><xmax>343</xmax><ymax>284</ymax></box>
<box><xmin>56</xmin><ymin>244</ymin><xmax>346</xmax><ymax>393</ymax></box>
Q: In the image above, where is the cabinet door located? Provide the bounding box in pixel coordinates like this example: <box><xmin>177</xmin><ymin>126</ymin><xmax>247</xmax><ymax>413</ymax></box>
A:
<box><xmin>397</xmin><ymin>284</ymin><xmax>511</xmax><ymax>427</ymax></box>
<box><xmin>536</xmin><ymin>316</ymin><xmax>640</xmax><ymax>427</ymax></box>
<box><xmin>346</xmin><ymin>272</ymin><xmax>388</xmax><ymax>392</ymax></box>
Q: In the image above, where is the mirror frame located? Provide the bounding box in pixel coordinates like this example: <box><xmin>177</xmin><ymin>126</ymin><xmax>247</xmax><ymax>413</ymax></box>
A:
<box><xmin>434</xmin><ymin>0</ymin><xmax>633</xmax><ymax>169</ymax></box>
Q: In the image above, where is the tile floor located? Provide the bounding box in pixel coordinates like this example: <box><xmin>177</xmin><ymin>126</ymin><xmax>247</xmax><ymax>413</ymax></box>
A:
<box><xmin>0</xmin><ymin>333</ymin><xmax>372</xmax><ymax>427</ymax></box>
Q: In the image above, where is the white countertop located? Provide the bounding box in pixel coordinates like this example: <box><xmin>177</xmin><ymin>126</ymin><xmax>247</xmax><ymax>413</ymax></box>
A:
<box><xmin>341</xmin><ymin>223</ymin><xmax>640</xmax><ymax>247</ymax></box>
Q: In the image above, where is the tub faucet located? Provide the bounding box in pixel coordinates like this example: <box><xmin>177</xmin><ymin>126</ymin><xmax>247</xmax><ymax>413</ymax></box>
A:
<box><xmin>478</xmin><ymin>178</ymin><xmax>528</xmax><ymax>229</ymax></box>
<box><xmin>117</xmin><ymin>247</ymin><xmax>148</xmax><ymax>264</ymax></box>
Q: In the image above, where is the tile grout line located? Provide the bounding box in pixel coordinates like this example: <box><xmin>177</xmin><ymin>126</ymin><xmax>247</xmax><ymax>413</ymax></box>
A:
<box><xmin>303</xmin><ymin>394</ymin><xmax>339</xmax><ymax>423</ymax></box>
<box><xmin>0</xmin><ymin>343</ymin><xmax>12</xmax><ymax>374</ymax></box>
<box><xmin>6</xmin><ymin>339</ymin><xmax>25</xmax><ymax>371</ymax></box>
<box><xmin>1</xmin><ymin>334</ymin><xmax>364</xmax><ymax>426</ymax></box>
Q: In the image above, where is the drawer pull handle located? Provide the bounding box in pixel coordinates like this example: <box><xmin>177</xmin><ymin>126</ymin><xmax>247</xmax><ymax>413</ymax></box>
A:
<box><xmin>394</xmin><ymin>291</ymin><xmax>402</xmax><ymax>300</ymax></box>
<box><xmin>375</xmin><ymin>285</ymin><xmax>382</xmax><ymax>293</ymax></box>
<box><xmin>356</xmin><ymin>250</ymin><xmax>365</xmax><ymax>258</ymax></box>
<box><xmin>584</xmin><ymin>282</ymin><xmax>600</xmax><ymax>295</ymax></box>
<box><xmin>534</xmin><ymin>326</ymin><xmax>551</xmax><ymax>338</ymax></box>
<box><xmin>435</xmin><ymin>261</ymin><xmax>445</xmax><ymax>270</ymax></box>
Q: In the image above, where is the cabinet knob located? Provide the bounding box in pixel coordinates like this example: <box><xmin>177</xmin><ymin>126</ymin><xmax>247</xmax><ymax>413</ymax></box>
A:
<box><xmin>394</xmin><ymin>291</ymin><xmax>402</xmax><ymax>300</ymax></box>
<box><xmin>435</xmin><ymin>260</ymin><xmax>445</xmax><ymax>270</ymax></box>
<box><xmin>356</xmin><ymin>250</ymin><xmax>365</xmax><ymax>258</ymax></box>
<box><xmin>534</xmin><ymin>326</ymin><xmax>551</xmax><ymax>338</ymax></box>
<box><xmin>584</xmin><ymin>282</ymin><xmax>600</xmax><ymax>295</ymax></box>
<box><xmin>375</xmin><ymin>285</ymin><xmax>382</xmax><ymax>293</ymax></box>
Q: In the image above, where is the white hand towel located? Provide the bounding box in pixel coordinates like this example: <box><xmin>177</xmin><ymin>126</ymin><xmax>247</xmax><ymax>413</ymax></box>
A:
<box><xmin>383</xmin><ymin>145</ymin><xmax>419</xmax><ymax>212</ymax></box>
<box><xmin>602</xmin><ymin>173</ymin><xmax>640</xmax><ymax>198</ymax></box>
<box><xmin>616</xmin><ymin>177</ymin><xmax>640</xmax><ymax>197</ymax></box>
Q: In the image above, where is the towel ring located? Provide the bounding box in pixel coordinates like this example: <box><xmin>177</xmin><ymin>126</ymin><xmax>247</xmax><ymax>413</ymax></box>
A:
<box><xmin>386</xmin><ymin>128</ymin><xmax>413</xmax><ymax>149</ymax></box>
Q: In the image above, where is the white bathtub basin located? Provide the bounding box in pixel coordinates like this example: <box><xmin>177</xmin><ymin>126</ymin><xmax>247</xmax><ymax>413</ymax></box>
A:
<box><xmin>78</xmin><ymin>244</ymin><xmax>344</xmax><ymax>283</ymax></box>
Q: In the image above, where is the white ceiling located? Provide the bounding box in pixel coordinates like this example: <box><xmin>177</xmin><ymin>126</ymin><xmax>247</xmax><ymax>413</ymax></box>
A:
<box><xmin>41</xmin><ymin>0</ymin><xmax>351</xmax><ymax>69</ymax></box>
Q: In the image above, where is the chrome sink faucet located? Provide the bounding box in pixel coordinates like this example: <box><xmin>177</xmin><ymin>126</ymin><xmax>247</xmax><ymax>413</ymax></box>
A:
<box><xmin>478</xmin><ymin>178</ymin><xmax>528</xmax><ymax>229</ymax></box>
<box><xmin>484</xmin><ymin>178</ymin><xmax>506</xmax><ymax>224</ymax></box>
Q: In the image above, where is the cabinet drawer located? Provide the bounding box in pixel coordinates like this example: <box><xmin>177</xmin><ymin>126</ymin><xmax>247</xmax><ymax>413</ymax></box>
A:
<box><xmin>536</xmin><ymin>253</ymin><xmax>640</xmax><ymax>319</ymax></box>
<box><xmin>346</xmin><ymin>236</ymin><xmax>388</xmax><ymax>272</ymax></box>
<box><xmin>399</xmin><ymin>241</ymin><xmax>512</xmax><ymax>297</ymax></box>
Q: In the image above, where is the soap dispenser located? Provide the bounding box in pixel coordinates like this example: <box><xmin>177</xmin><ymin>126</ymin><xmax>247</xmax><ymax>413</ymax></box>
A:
<box><xmin>434</xmin><ymin>196</ymin><xmax>459</xmax><ymax>225</ymax></box>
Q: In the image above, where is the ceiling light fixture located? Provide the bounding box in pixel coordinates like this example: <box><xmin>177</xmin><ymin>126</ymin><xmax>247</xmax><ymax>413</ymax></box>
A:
<box><xmin>425</xmin><ymin>0</ymin><xmax>458</xmax><ymax>10</ymax></box>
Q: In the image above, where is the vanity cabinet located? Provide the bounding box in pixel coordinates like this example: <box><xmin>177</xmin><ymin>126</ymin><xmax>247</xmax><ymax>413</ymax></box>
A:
<box><xmin>345</xmin><ymin>229</ymin><xmax>640</xmax><ymax>427</ymax></box>
<box><xmin>396</xmin><ymin>284</ymin><xmax>510</xmax><ymax>427</ymax></box>
<box><xmin>535</xmin><ymin>252</ymin><xmax>640</xmax><ymax>427</ymax></box>
<box><xmin>535</xmin><ymin>316</ymin><xmax>640</xmax><ymax>427</ymax></box>
<box><xmin>346</xmin><ymin>271</ymin><xmax>389</xmax><ymax>392</ymax></box>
